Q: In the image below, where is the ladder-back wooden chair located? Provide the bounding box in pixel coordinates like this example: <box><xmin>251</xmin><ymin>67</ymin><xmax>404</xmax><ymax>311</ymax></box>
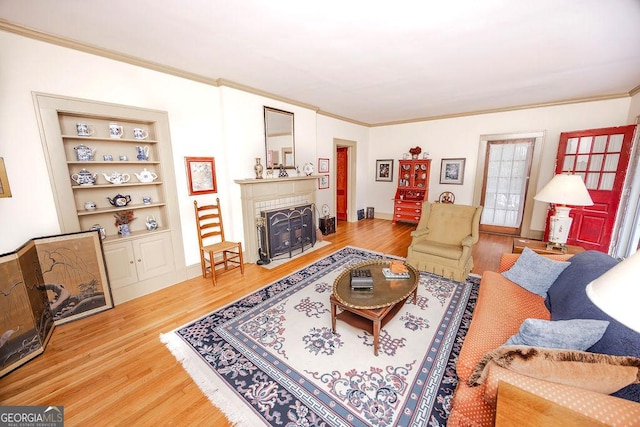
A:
<box><xmin>194</xmin><ymin>199</ymin><xmax>244</xmax><ymax>285</ymax></box>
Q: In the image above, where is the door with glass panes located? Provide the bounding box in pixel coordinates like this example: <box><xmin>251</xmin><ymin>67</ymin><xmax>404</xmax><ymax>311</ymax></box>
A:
<box><xmin>549</xmin><ymin>125</ymin><xmax>636</xmax><ymax>252</ymax></box>
<box><xmin>480</xmin><ymin>139</ymin><xmax>535</xmax><ymax>235</ymax></box>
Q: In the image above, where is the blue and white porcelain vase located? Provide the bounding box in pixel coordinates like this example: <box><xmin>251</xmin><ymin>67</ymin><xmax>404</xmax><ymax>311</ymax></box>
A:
<box><xmin>118</xmin><ymin>224</ymin><xmax>131</xmax><ymax>236</ymax></box>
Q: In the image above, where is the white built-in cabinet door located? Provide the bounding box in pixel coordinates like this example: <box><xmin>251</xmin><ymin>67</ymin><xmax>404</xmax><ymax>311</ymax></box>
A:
<box><xmin>132</xmin><ymin>231</ymin><xmax>175</xmax><ymax>281</ymax></box>
<box><xmin>103</xmin><ymin>241</ymin><xmax>138</xmax><ymax>288</ymax></box>
<box><xmin>103</xmin><ymin>231</ymin><xmax>175</xmax><ymax>294</ymax></box>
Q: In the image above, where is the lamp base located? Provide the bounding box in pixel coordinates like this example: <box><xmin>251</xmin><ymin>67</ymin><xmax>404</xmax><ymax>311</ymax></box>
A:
<box><xmin>545</xmin><ymin>242</ymin><xmax>568</xmax><ymax>253</ymax></box>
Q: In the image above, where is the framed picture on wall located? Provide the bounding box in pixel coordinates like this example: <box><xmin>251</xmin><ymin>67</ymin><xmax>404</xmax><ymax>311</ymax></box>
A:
<box><xmin>318</xmin><ymin>174</ymin><xmax>330</xmax><ymax>189</ymax></box>
<box><xmin>440</xmin><ymin>158</ymin><xmax>466</xmax><ymax>185</ymax></box>
<box><xmin>375</xmin><ymin>159</ymin><xmax>394</xmax><ymax>182</ymax></box>
<box><xmin>185</xmin><ymin>157</ymin><xmax>217</xmax><ymax>195</ymax></box>
<box><xmin>318</xmin><ymin>158</ymin><xmax>330</xmax><ymax>173</ymax></box>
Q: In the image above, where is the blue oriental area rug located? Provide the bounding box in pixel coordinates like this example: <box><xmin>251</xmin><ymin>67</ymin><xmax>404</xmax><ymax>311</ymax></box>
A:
<box><xmin>161</xmin><ymin>247</ymin><xmax>479</xmax><ymax>426</ymax></box>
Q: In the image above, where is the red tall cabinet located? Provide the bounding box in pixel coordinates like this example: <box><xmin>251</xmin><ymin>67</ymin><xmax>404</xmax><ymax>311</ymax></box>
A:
<box><xmin>393</xmin><ymin>159</ymin><xmax>431</xmax><ymax>224</ymax></box>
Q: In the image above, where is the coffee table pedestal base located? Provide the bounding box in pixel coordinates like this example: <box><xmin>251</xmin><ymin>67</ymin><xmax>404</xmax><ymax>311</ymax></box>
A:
<box><xmin>330</xmin><ymin>290</ymin><xmax>416</xmax><ymax>356</ymax></box>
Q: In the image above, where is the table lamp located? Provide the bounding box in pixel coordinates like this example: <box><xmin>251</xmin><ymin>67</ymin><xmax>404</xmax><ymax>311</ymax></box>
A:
<box><xmin>534</xmin><ymin>173</ymin><xmax>593</xmax><ymax>251</ymax></box>
<box><xmin>585</xmin><ymin>250</ymin><xmax>640</xmax><ymax>333</ymax></box>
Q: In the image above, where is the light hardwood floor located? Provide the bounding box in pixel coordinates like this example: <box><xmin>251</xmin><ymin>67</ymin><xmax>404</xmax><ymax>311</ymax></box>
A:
<box><xmin>0</xmin><ymin>219</ymin><xmax>511</xmax><ymax>426</ymax></box>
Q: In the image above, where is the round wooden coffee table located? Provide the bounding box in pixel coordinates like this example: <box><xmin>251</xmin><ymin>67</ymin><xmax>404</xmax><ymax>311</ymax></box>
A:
<box><xmin>330</xmin><ymin>260</ymin><xmax>419</xmax><ymax>356</ymax></box>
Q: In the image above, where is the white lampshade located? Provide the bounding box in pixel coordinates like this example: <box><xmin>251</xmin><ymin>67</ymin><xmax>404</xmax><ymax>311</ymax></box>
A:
<box><xmin>534</xmin><ymin>174</ymin><xmax>594</xmax><ymax>206</ymax></box>
<box><xmin>585</xmin><ymin>251</ymin><xmax>640</xmax><ymax>333</ymax></box>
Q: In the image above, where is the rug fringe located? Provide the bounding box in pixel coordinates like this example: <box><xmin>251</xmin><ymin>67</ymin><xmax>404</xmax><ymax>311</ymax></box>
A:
<box><xmin>159</xmin><ymin>332</ymin><xmax>262</xmax><ymax>426</ymax></box>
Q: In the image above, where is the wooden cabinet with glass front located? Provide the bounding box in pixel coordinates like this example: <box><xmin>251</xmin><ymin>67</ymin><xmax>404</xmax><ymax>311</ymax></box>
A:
<box><xmin>393</xmin><ymin>159</ymin><xmax>431</xmax><ymax>224</ymax></box>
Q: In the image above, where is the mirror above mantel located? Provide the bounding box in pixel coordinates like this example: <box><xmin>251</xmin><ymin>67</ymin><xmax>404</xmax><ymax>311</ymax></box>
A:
<box><xmin>264</xmin><ymin>107</ymin><xmax>295</xmax><ymax>169</ymax></box>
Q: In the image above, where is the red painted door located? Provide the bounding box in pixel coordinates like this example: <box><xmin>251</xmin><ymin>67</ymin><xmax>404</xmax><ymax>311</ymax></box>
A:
<box><xmin>336</xmin><ymin>147</ymin><xmax>348</xmax><ymax>220</ymax></box>
<box><xmin>550</xmin><ymin>125</ymin><xmax>636</xmax><ymax>252</ymax></box>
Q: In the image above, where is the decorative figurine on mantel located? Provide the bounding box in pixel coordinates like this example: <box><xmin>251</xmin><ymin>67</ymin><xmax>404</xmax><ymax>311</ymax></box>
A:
<box><xmin>278</xmin><ymin>164</ymin><xmax>288</xmax><ymax>178</ymax></box>
<box><xmin>254</xmin><ymin>158</ymin><xmax>264</xmax><ymax>179</ymax></box>
<box><xmin>409</xmin><ymin>146</ymin><xmax>422</xmax><ymax>159</ymax></box>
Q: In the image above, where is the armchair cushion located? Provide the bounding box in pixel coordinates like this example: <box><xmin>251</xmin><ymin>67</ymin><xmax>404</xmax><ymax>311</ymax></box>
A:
<box><xmin>418</xmin><ymin>202</ymin><xmax>480</xmax><ymax>246</ymax></box>
<box><xmin>410</xmin><ymin>240</ymin><xmax>462</xmax><ymax>260</ymax></box>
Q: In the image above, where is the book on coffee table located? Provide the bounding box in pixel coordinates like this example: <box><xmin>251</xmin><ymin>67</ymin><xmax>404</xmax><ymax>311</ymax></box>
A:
<box><xmin>382</xmin><ymin>268</ymin><xmax>410</xmax><ymax>279</ymax></box>
<box><xmin>350</xmin><ymin>268</ymin><xmax>374</xmax><ymax>289</ymax></box>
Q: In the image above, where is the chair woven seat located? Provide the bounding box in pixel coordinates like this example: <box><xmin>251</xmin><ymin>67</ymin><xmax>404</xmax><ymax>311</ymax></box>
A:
<box><xmin>194</xmin><ymin>198</ymin><xmax>244</xmax><ymax>285</ymax></box>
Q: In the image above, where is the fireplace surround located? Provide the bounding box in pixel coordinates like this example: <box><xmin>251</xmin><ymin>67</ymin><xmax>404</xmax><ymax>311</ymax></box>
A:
<box><xmin>235</xmin><ymin>175</ymin><xmax>318</xmax><ymax>263</ymax></box>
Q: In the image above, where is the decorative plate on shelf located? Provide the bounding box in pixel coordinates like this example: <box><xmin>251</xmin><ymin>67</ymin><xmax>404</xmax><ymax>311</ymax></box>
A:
<box><xmin>303</xmin><ymin>162</ymin><xmax>314</xmax><ymax>176</ymax></box>
<box><xmin>321</xmin><ymin>203</ymin><xmax>330</xmax><ymax>217</ymax></box>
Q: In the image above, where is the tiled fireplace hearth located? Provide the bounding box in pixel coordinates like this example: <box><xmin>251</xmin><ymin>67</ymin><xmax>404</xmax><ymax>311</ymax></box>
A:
<box><xmin>234</xmin><ymin>176</ymin><xmax>318</xmax><ymax>263</ymax></box>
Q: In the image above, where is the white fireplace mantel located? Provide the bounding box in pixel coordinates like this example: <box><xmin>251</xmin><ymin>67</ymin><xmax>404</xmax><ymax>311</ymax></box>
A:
<box><xmin>235</xmin><ymin>175</ymin><xmax>318</xmax><ymax>263</ymax></box>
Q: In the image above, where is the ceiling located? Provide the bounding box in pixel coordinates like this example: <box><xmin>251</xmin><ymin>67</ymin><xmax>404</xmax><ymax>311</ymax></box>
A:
<box><xmin>2</xmin><ymin>0</ymin><xmax>640</xmax><ymax>125</ymax></box>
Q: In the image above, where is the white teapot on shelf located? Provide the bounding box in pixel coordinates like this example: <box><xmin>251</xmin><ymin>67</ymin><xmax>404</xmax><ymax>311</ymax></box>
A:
<box><xmin>134</xmin><ymin>168</ymin><xmax>158</xmax><ymax>183</ymax></box>
<box><xmin>71</xmin><ymin>168</ymin><xmax>97</xmax><ymax>185</ymax></box>
<box><xmin>103</xmin><ymin>171</ymin><xmax>131</xmax><ymax>185</ymax></box>
<box><xmin>145</xmin><ymin>215</ymin><xmax>158</xmax><ymax>231</ymax></box>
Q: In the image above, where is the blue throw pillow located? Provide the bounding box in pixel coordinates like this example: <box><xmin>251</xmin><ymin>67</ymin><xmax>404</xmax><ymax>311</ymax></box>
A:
<box><xmin>546</xmin><ymin>250</ymin><xmax>640</xmax><ymax>402</ymax></box>
<box><xmin>502</xmin><ymin>247</ymin><xmax>570</xmax><ymax>297</ymax></box>
<box><xmin>505</xmin><ymin>318</ymin><xmax>609</xmax><ymax>350</ymax></box>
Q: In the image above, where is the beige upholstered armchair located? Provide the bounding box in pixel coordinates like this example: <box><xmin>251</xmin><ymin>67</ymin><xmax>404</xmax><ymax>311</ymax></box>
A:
<box><xmin>406</xmin><ymin>202</ymin><xmax>483</xmax><ymax>281</ymax></box>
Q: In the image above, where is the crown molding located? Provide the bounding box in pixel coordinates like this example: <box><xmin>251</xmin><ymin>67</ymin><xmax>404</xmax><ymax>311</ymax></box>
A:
<box><xmin>0</xmin><ymin>19</ymin><xmax>220</xmax><ymax>86</ymax></box>
<box><xmin>216</xmin><ymin>79</ymin><xmax>319</xmax><ymax>112</ymax></box>
<box><xmin>316</xmin><ymin>110</ymin><xmax>370</xmax><ymax>127</ymax></box>
<box><xmin>370</xmin><ymin>93</ymin><xmax>631</xmax><ymax>127</ymax></box>
<box><xmin>630</xmin><ymin>83</ymin><xmax>640</xmax><ymax>97</ymax></box>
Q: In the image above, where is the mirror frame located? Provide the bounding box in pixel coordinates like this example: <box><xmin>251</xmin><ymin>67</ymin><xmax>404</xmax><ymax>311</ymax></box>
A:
<box><xmin>264</xmin><ymin>107</ymin><xmax>295</xmax><ymax>169</ymax></box>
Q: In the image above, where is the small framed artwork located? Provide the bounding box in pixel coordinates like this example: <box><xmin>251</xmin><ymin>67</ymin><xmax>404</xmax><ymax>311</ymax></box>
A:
<box><xmin>318</xmin><ymin>158</ymin><xmax>330</xmax><ymax>173</ymax></box>
<box><xmin>375</xmin><ymin>159</ymin><xmax>394</xmax><ymax>182</ymax></box>
<box><xmin>185</xmin><ymin>157</ymin><xmax>217</xmax><ymax>195</ymax></box>
<box><xmin>318</xmin><ymin>174</ymin><xmax>330</xmax><ymax>189</ymax></box>
<box><xmin>0</xmin><ymin>157</ymin><xmax>12</xmax><ymax>198</ymax></box>
<box><xmin>440</xmin><ymin>158</ymin><xmax>466</xmax><ymax>185</ymax></box>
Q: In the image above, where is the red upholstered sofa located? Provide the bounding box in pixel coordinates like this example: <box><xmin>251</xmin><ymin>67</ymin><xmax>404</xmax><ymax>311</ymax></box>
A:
<box><xmin>448</xmin><ymin>253</ymin><xmax>640</xmax><ymax>426</ymax></box>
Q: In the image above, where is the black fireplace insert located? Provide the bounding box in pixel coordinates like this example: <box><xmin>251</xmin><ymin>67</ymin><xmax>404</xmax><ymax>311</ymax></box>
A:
<box><xmin>260</xmin><ymin>204</ymin><xmax>316</xmax><ymax>260</ymax></box>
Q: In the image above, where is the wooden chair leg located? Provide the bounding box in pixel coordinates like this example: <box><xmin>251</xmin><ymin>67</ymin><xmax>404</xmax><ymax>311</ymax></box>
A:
<box><xmin>208</xmin><ymin>250</ymin><xmax>217</xmax><ymax>286</ymax></box>
<box><xmin>238</xmin><ymin>243</ymin><xmax>244</xmax><ymax>274</ymax></box>
<box><xmin>199</xmin><ymin>249</ymin><xmax>207</xmax><ymax>279</ymax></box>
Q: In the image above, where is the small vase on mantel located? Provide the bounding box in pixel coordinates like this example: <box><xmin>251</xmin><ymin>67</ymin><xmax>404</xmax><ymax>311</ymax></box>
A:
<box><xmin>254</xmin><ymin>158</ymin><xmax>264</xmax><ymax>179</ymax></box>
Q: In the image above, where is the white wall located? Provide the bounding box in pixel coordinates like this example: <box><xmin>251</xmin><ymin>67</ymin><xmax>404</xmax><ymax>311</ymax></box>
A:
<box><xmin>217</xmin><ymin>87</ymin><xmax>320</xmax><ymax>244</ymax></box>
<box><xmin>369</xmin><ymin>99</ymin><xmax>632</xmax><ymax>231</ymax></box>
<box><xmin>316</xmin><ymin>115</ymin><xmax>370</xmax><ymax>218</ymax></box>
<box><xmin>0</xmin><ymin>29</ymin><xmax>636</xmax><ymax>264</ymax></box>
<box><xmin>0</xmin><ymin>31</ymin><xmax>338</xmax><ymax>264</ymax></box>
<box><xmin>0</xmin><ymin>31</ymin><xmax>224</xmax><ymax>260</ymax></box>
